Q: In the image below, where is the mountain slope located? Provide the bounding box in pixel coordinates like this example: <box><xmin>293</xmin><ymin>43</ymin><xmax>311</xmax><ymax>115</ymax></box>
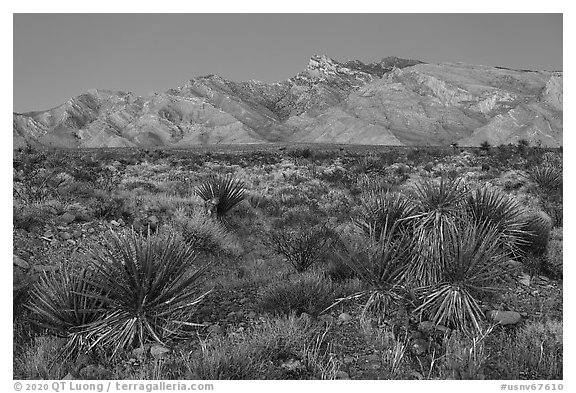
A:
<box><xmin>13</xmin><ymin>55</ymin><xmax>562</xmax><ymax>148</ymax></box>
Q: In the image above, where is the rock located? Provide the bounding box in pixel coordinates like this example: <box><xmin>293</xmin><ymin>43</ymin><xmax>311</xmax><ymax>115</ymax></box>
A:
<box><xmin>335</xmin><ymin>370</ymin><xmax>350</xmax><ymax>380</ymax></box>
<box><xmin>239</xmin><ymin>297</ymin><xmax>249</xmax><ymax>304</ymax></box>
<box><xmin>418</xmin><ymin>321</ymin><xmax>451</xmax><ymax>336</ymax></box>
<box><xmin>280</xmin><ymin>359</ymin><xmax>303</xmax><ymax>373</ymax></box>
<box><xmin>221</xmin><ymin>299</ymin><xmax>233</xmax><ymax>306</ymax></box>
<box><xmin>518</xmin><ymin>273</ymin><xmax>531</xmax><ymax>286</ymax></box>
<box><xmin>319</xmin><ymin>314</ymin><xmax>336</xmax><ymax>324</ymax></box>
<box><xmin>117</xmin><ymin>219</ymin><xmax>126</xmax><ymax>226</ymax></box>
<box><xmin>235</xmin><ymin>310</ymin><xmax>245</xmax><ymax>318</ymax></box>
<box><xmin>247</xmin><ymin>311</ymin><xmax>257</xmax><ymax>319</ymax></box>
<box><xmin>110</xmin><ymin>220</ymin><xmax>121</xmax><ymax>227</ymax></box>
<box><xmin>67</xmin><ymin>239</ymin><xmax>76</xmax><ymax>246</ymax></box>
<box><xmin>62</xmin><ymin>373</ymin><xmax>75</xmax><ymax>380</ymax></box>
<box><xmin>150</xmin><ymin>345</ymin><xmax>171</xmax><ymax>359</ymax></box>
<box><xmin>72</xmin><ymin>229</ymin><xmax>83</xmax><ymax>239</ymax></box>
<box><xmin>227</xmin><ymin>311</ymin><xmax>236</xmax><ymax>318</ymax></box>
<box><xmin>365</xmin><ymin>353</ymin><xmax>380</xmax><ymax>363</ymax></box>
<box><xmin>59</xmin><ymin>212</ymin><xmax>76</xmax><ymax>224</ymax></box>
<box><xmin>60</xmin><ymin>232</ymin><xmax>72</xmax><ymax>240</ymax></box>
<box><xmin>13</xmin><ymin>255</ymin><xmax>30</xmax><ymax>269</ymax></box>
<box><xmin>338</xmin><ymin>312</ymin><xmax>353</xmax><ymax>323</ymax></box>
<box><xmin>147</xmin><ymin>216</ymin><xmax>159</xmax><ymax>229</ymax></box>
<box><xmin>486</xmin><ymin>310</ymin><xmax>522</xmax><ymax>325</ymax></box>
<box><xmin>132</xmin><ymin>347</ymin><xmax>146</xmax><ymax>360</ymax></box>
<box><xmin>207</xmin><ymin>324</ymin><xmax>224</xmax><ymax>336</ymax></box>
<box><xmin>410</xmin><ymin>338</ymin><xmax>429</xmax><ymax>356</ymax></box>
<box><xmin>343</xmin><ymin>355</ymin><xmax>354</xmax><ymax>365</ymax></box>
<box><xmin>88</xmin><ymin>228</ymin><xmax>96</xmax><ymax>234</ymax></box>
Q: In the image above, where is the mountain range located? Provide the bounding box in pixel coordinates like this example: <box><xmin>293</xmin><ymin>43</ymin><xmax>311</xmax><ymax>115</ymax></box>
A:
<box><xmin>13</xmin><ymin>55</ymin><xmax>563</xmax><ymax>148</ymax></box>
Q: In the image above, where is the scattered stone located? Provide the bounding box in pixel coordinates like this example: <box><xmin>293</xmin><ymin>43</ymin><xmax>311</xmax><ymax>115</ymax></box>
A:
<box><xmin>280</xmin><ymin>359</ymin><xmax>303</xmax><ymax>373</ymax></box>
<box><xmin>365</xmin><ymin>353</ymin><xmax>380</xmax><ymax>363</ymax></box>
<box><xmin>150</xmin><ymin>345</ymin><xmax>171</xmax><ymax>359</ymax></box>
<box><xmin>13</xmin><ymin>255</ymin><xmax>30</xmax><ymax>269</ymax></box>
<box><xmin>117</xmin><ymin>218</ymin><xmax>126</xmax><ymax>226</ymax></box>
<box><xmin>247</xmin><ymin>311</ymin><xmax>257</xmax><ymax>319</ymax></box>
<box><xmin>518</xmin><ymin>273</ymin><xmax>531</xmax><ymax>286</ymax></box>
<box><xmin>60</xmin><ymin>232</ymin><xmax>72</xmax><ymax>240</ymax></box>
<box><xmin>147</xmin><ymin>216</ymin><xmax>159</xmax><ymax>229</ymax></box>
<box><xmin>486</xmin><ymin>310</ymin><xmax>522</xmax><ymax>325</ymax></box>
<box><xmin>227</xmin><ymin>311</ymin><xmax>236</xmax><ymax>318</ymax></box>
<box><xmin>221</xmin><ymin>300</ymin><xmax>233</xmax><ymax>306</ymax></box>
<box><xmin>132</xmin><ymin>347</ymin><xmax>146</xmax><ymax>360</ymax></box>
<box><xmin>67</xmin><ymin>239</ymin><xmax>76</xmax><ymax>246</ymax></box>
<box><xmin>343</xmin><ymin>355</ymin><xmax>354</xmax><ymax>365</ymax></box>
<box><xmin>319</xmin><ymin>314</ymin><xmax>336</xmax><ymax>324</ymax></box>
<box><xmin>207</xmin><ymin>324</ymin><xmax>224</xmax><ymax>336</ymax></box>
<box><xmin>235</xmin><ymin>310</ymin><xmax>245</xmax><ymax>318</ymax></box>
<box><xmin>60</xmin><ymin>212</ymin><xmax>76</xmax><ymax>224</ymax></box>
<box><xmin>239</xmin><ymin>297</ymin><xmax>249</xmax><ymax>304</ymax></box>
<box><xmin>335</xmin><ymin>370</ymin><xmax>350</xmax><ymax>380</ymax></box>
<box><xmin>338</xmin><ymin>312</ymin><xmax>353</xmax><ymax>323</ymax></box>
<box><xmin>410</xmin><ymin>338</ymin><xmax>429</xmax><ymax>356</ymax></box>
<box><xmin>72</xmin><ymin>229</ymin><xmax>83</xmax><ymax>239</ymax></box>
<box><xmin>110</xmin><ymin>220</ymin><xmax>121</xmax><ymax>227</ymax></box>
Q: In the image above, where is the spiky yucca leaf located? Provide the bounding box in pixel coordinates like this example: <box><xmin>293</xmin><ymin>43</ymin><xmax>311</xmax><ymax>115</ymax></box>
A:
<box><xmin>353</xmin><ymin>191</ymin><xmax>417</xmax><ymax>239</ymax></box>
<box><xmin>337</xmin><ymin>229</ymin><xmax>413</xmax><ymax>319</ymax></box>
<box><xmin>528</xmin><ymin>165</ymin><xmax>562</xmax><ymax>193</ymax></box>
<box><xmin>195</xmin><ymin>175</ymin><xmax>246</xmax><ymax>217</ymax></box>
<box><xmin>414</xmin><ymin>221</ymin><xmax>509</xmax><ymax>332</ymax></box>
<box><xmin>466</xmin><ymin>186</ymin><xmax>528</xmax><ymax>256</ymax></box>
<box><xmin>407</xmin><ymin>177</ymin><xmax>468</xmax><ymax>286</ymax></box>
<box><xmin>26</xmin><ymin>266</ymin><xmax>105</xmax><ymax>361</ymax></box>
<box><xmin>82</xmin><ymin>230</ymin><xmax>210</xmax><ymax>356</ymax></box>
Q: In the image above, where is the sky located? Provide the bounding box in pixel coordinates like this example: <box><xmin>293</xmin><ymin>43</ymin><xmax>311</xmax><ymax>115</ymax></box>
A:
<box><xmin>13</xmin><ymin>13</ymin><xmax>563</xmax><ymax>113</ymax></box>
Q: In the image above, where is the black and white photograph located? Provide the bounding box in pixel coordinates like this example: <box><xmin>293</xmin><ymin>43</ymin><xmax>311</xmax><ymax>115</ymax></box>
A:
<box><xmin>9</xmin><ymin>8</ymin><xmax>566</xmax><ymax>389</ymax></box>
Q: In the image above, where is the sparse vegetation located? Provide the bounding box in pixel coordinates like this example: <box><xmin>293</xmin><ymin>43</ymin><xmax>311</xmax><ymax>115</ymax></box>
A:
<box><xmin>13</xmin><ymin>145</ymin><xmax>562</xmax><ymax>380</ymax></box>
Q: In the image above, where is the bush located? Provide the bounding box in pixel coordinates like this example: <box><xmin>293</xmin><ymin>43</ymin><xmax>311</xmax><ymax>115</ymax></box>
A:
<box><xmin>528</xmin><ymin>165</ymin><xmax>562</xmax><ymax>194</ymax></box>
<box><xmin>353</xmin><ymin>190</ymin><xmax>416</xmax><ymax>240</ymax></box>
<box><xmin>408</xmin><ymin>177</ymin><xmax>467</xmax><ymax>286</ymax></box>
<box><xmin>82</xmin><ymin>230</ymin><xmax>211</xmax><ymax>356</ymax></box>
<box><xmin>545</xmin><ymin>229</ymin><xmax>562</xmax><ymax>279</ymax></box>
<box><xmin>26</xmin><ymin>264</ymin><xmax>105</xmax><ymax>362</ymax></box>
<box><xmin>518</xmin><ymin>211</ymin><xmax>552</xmax><ymax>257</ymax></box>
<box><xmin>489</xmin><ymin>320</ymin><xmax>562</xmax><ymax>379</ymax></box>
<box><xmin>269</xmin><ymin>222</ymin><xmax>334</xmax><ymax>273</ymax></box>
<box><xmin>195</xmin><ymin>175</ymin><xmax>246</xmax><ymax>217</ymax></box>
<box><xmin>413</xmin><ymin>220</ymin><xmax>509</xmax><ymax>332</ymax></box>
<box><xmin>171</xmin><ymin>208</ymin><xmax>242</xmax><ymax>256</ymax></box>
<box><xmin>336</xmin><ymin>230</ymin><xmax>413</xmax><ymax>321</ymax></box>
<box><xmin>258</xmin><ymin>273</ymin><xmax>343</xmax><ymax>317</ymax></box>
<box><xmin>465</xmin><ymin>186</ymin><xmax>527</xmax><ymax>256</ymax></box>
<box><xmin>188</xmin><ymin>315</ymin><xmax>337</xmax><ymax>380</ymax></box>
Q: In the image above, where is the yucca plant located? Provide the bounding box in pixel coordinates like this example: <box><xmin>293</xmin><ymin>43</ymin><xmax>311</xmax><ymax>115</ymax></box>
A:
<box><xmin>528</xmin><ymin>165</ymin><xmax>562</xmax><ymax>194</ymax></box>
<box><xmin>82</xmin><ymin>230</ymin><xmax>211</xmax><ymax>357</ymax></box>
<box><xmin>413</xmin><ymin>221</ymin><xmax>510</xmax><ymax>332</ymax></box>
<box><xmin>407</xmin><ymin>177</ymin><xmax>468</xmax><ymax>286</ymax></box>
<box><xmin>26</xmin><ymin>265</ymin><xmax>105</xmax><ymax>362</ymax></box>
<box><xmin>195</xmin><ymin>175</ymin><xmax>246</xmax><ymax>217</ymax></box>
<box><xmin>353</xmin><ymin>190</ymin><xmax>417</xmax><ymax>240</ymax></box>
<box><xmin>465</xmin><ymin>186</ymin><xmax>528</xmax><ymax>257</ymax></box>
<box><xmin>335</xmin><ymin>228</ymin><xmax>413</xmax><ymax>321</ymax></box>
<box><xmin>517</xmin><ymin>210</ymin><xmax>553</xmax><ymax>257</ymax></box>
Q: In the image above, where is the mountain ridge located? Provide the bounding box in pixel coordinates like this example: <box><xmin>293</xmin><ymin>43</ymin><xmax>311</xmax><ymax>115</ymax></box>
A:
<box><xmin>14</xmin><ymin>55</ymin><xmax>562</xmax><ymax>149</ymax></box>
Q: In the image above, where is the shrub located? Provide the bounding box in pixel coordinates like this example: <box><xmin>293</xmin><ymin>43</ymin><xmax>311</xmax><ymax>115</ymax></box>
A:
<box><xmin>171</xmin><ymin>208</ymin><xmax>242</xmax><ymax>256</ymax></box>
<box><xmin>545</xmin><ymin>232</ymin><xmax>562</xmax><ymax>279</ymax></box>
<box><xmin>195</xmin><ymin>175</ymin><xmax>246</xmax><ymax>217</ymax></box>
<box><xmin>413</xmin><ymin>221</ymin><xmax>509</xmax><ymax>332</ymax></box>
<box><xmin>517</xmin><ymin>211</ymin><xmax>552</xmax><ymax>257</ymax></box>
<box><xmin>528</xmin><ymin>165</ymin><xmax>562</xmax><ymax>194</ymax></box>
<box><xmin>353</xmin><ymin>191</ymin><xmax>416</xmax><ymax>240</ymax></box>
<box><xmin>82</xmin><ymin>230</ymin><xmax>211</xmax><ymax>356</ymax></box>
<box><xmin>336</xmin><ymin>230</ymin><xmax>413</xmax><ymax>321</ymax></box>
<box><xmin>269</xmin><ymin>222</ymin><xmax>333</xmax><ymax>273</ymax></box>
<box><xmin>188</xmin><ymin>315</ymin><xmax>337</xmax><ymax>380</ymax></box>
<box><xmin>408</xmin><ymin>177</ymin><xmax>467</xmax><ymax>286</ymax></box>
<box><xmin>438</xmin><ymin>327</ymin><xmax>492</xmax><ymax>379</ymax></box>
<box><xmin>26</xmin><ymin>264</ymin><xmax>105</xmax><ymax>362</ymax></box>
<box><xmin>489</xmin><ymin>319</ymin><xmax>562</xmax><ymax>379</ymax></box>
<box><xmin>258</xmin><ymin>273</ymin><xmax>343</xmax><ymax>317</ymax></box>
<box><xmin>465</xmin><ymin>186</ymin><xmax>527</xmax><ymax>256</ymax></box>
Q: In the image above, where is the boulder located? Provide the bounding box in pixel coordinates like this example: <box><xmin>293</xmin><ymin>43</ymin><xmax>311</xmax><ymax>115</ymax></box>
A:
<box><xmin>486</xmin><ymin>310</ymin><xmax>522</xmax><ymax>325</ymax></box>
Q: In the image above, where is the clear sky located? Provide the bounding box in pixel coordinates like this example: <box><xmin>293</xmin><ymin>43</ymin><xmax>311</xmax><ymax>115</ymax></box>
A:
<box><xmin>13</xmin><ymin>13</ymin><xmax>562</xmax><ymax>113</ymax></box>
